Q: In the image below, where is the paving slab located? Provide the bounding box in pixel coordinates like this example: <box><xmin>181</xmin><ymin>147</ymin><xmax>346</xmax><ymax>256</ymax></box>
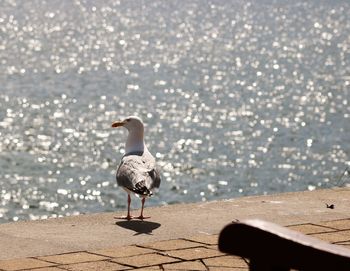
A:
<box><xmin>132</xmin><ymin>267</ymin><xmax>161</xmax><ymax>271</ymax></box>
<box><xmin>112</xmin><ymin>253</ymin><xmax>178</xmax><ymax>268</ymax></box>
<box><xmin>318</xmin><ymin>218</ymin><xmax>350</xmax><ymax>230</ymax></box>
<box><xmin>0</xmin><ymin>188</ymin><xmax>349</xmax><ymax>261</ymax></box>
<box><xmin>162</xmin><ymin>260</ymin><xmax>207</xmax><ymax>270</ymax></box>
<box><xmin>140</xmin><ymin>239</ymin><xmax>201</xmax><ymax>251</ymax></box>
<box><xmin>1</xmin><ymin>217</ymin><xmax>350</xmax><ymax>270</ymax></box>
<box><xmin>312</xmin><ymin>230</ymin><xmax>350</xmax><ymax>243</ymax></box>
<box><xmin>203</xmin><ymin>255</ymin><xmax>248</xmax><ymax>268</ymax></box>
<box><xmin>165</xmin><ymin>247</ymin><xmax>223</xmax><ymax>260</ymax></box>
<box><xmin>30</xmin><ymin>268</ymin><xmax>66</xmax><ymax>271</ymax></box>
<box><xmin>59</xmin><ymin>260</ymin><xmax>131</xmax><ymax>271</ymax></box>
<box><xmin>185</xmin><ymin>234</ymin><xmax>219</xmax><ymax>245</ymax></box>
<box><xmin>0</xmin><ymin>258</ymin><xmax>54</xmax><ymax>271</ymax></box>
<box><xmin>337</xmin><ymin>241</ymin><xmax>350</xmax><ymax>247</ymax></box>
<box><xmin>208</xmin><ymin>267</ymin><xmax>248</xmax><ymax>271</ymax></box>
<box><xmin>36</xmin><ymin>252</ymin><xmax>108</xmax><ymax>265</ymax></box>
<box><xmin>90</xmin><ymin>246</ymin><xmax>155</xmax><ymax>258</ymax></box>
<box><xmin>287</xmin><ymin>223</ymin><xmax>336</xmax><ymax>234</ymax></box>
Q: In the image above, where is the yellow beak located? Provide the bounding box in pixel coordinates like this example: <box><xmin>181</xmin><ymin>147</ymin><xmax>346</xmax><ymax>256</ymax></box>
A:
<box><xmin>111</xmin><ymin>121</ymin><xmax>126</xmax><ymax>128</ymax></box>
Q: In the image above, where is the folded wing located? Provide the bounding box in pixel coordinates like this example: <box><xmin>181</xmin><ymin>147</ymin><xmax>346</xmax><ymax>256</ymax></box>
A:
<box><xmin>116</xmin><ymin>151</ymin><xmax>161</xmax><ymax>196</ymax></box>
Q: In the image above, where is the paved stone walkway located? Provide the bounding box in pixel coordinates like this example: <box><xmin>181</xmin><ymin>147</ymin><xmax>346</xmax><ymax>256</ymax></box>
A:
<box><xmin>0</xmin><ymin>218</ymin><xmax>349</xmax><ymax>271</ymax></box>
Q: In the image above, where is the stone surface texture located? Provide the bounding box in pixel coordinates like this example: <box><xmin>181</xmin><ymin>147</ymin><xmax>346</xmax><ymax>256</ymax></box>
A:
<box><xmin>0</xmin><ymin>188</ymin><xmax>349</xmax><ymax>270</ymax></box>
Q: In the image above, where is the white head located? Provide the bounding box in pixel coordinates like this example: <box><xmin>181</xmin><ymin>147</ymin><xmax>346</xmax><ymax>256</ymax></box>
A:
<box><xmin>111</xmin><ymin>116</ymin><xmax>144</xmax><ymax>131</ymax></box>
<box><xmin>111</xmin><ymin>116</ymin><xmax>145</xmax><ymax>153</ymax></box>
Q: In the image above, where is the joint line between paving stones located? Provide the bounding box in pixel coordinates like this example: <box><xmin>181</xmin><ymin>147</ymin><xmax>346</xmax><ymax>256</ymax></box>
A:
<box><xmin>109</xmin><ymin>258</ymin><xmax>140</xmax><ymax>269</ymax></box>
<box><xmin>111</xmin><ymin>261</ymin><xmax>139</xmax><ymax>269</ymax></box>
<box><xmin>110</xmin><ymin>252</ymin><xmax>182</xmax><ymax>269</ymax></box>
<box><xmin>287</xmin><ymin>222</ymin><xmax>339</xmax><ymax>232</ymax></box>
<box><xmin>308</xmin><ymin>229</ymin><xmax>350</xmax><ymax>236</ymax></box>
<box><xmin>157</xmin><ymin>247</ymin><xmax>223</xmax><ymax>262</ymax></box>
<box><xmin>333</xmin><ymin>239</ymin><xmax>350</xmax><ymax>245</ymax></box>
<box><xmin>32</xmin><ymin>252</ymin><xmax>130</xmax><ymax>268</ymax></box>
<box><xmin>180</xmin><ymin>237</ymin><xmax>216</xmax><ymax>246</ymax></box>
<box><xmin>28</xmin><ymin>256</ymin><xmax>60</xmax><ymax>266</ymax></box>
<box><xmin>155</xmin><ymin>251</ymin><xmax>185</xmax><ymax>261</ymax></box>
<box><xmin>133</xmin><ymin>243</ymin><xmax>200</xmax><ymax>259</ymax></box>
<box><xmin>323</xmin><ymin>228</ymin><xmax>350</xmax><ymax>233</ymax></box>
<box><xmin>136</xmin><ymin>241</ymin><xmax>205</xmax><ymax>251</ymax></box>
<box><xmin>51</xmin><ymin>266</ymin><xmax>70</xmax><ymax>271</ymax></box>
<box><xmin>310</xmin><ymin>222</ymin><xmax>345</xmax><ymax>231</ymax></box>
<box><xmin>199</xmin><ymin>258</ymin><xmax>210</xmax><ymax>271</ymax></box>
<box><xmin>83</xmin><ymin>250</ymin><xmax>149</xmax><ymax>260</ymax></box>
<box><xmin>32</xmin><ymin>250</ymin><xmax>89</xmax><ymax>264</ymax></box>
<box><xmin>83</xmin><ymin>258</ymin><xmax>134</xmax><ymax>270</ymax></box>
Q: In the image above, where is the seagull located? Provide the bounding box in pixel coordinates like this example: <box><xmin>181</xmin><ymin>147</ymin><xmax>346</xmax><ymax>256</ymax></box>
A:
<box><xmin>111</xmin><ymin>116</ymin><xmax>161</xmax><ymax>220</ymax></box>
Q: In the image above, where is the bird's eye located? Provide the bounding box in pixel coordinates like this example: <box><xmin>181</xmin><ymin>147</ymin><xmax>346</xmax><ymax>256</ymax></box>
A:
<box><xmin>126</xmin><ymin>118</ymin><xmax>131</xmax><ymax>122</ymax></box>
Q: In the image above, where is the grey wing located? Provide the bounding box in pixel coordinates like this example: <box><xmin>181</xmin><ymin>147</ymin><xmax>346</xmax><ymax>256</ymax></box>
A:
<box><xmin>148</xmin><ymin>167</ymin><xmax>161</xmax><ymax>189</ymax></box>
<box><xmin>141</xmin><ymin>150</ymin><xmax>161</xmax><ymax>190</ymax></box>
<box><xmin>116</xmin><ymin>160</ymin><xmax>135</xmax><ymax>189</ymax></box>
<box><xmin>116</xmin><ymin>155</ymin><xmax>154</xmax><ymax>196</ymax></box>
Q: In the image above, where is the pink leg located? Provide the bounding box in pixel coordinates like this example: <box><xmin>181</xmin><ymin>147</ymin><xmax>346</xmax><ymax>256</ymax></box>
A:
<box><xmin>126</xmin><ymin>194</ymin><xmax>132</xmax><ymax>218</ymax></box>
<box><xmin>114</xmin><ymin>194</ymin><xmax>133</xmax><ymax>220</ymax></box>
<box><xmin>137</xmin><ymin>198</ymin><xmax>150</xmax><ymax>220</ymax></box>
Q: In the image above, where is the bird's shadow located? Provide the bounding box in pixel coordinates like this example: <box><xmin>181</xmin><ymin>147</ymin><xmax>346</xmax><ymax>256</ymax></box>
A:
<box><xmin>115</xmin><ymin>220</ymin><xmax>161</xmax><ymax>235</ymax></box>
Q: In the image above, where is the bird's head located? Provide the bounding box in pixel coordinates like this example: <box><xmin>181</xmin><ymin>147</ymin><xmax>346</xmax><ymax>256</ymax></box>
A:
<box><xmin>111</xmin><ymin>116</ymin><xmax>144</xmax><ymax>132</ymax></box>
<box><xmin>112</xmin><ymin>116</ymin><xmax>145</xmax><ymax>153</ymax></box>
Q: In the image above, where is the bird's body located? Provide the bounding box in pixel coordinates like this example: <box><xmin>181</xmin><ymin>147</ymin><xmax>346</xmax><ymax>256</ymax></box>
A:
<box><xmin>112</xmin><ymin>116</ymin><xmax>160</xmax><ymax>220</ymax></box>
<box><xmin>117</xmin><ymin>148</ymin><xmax>161</xmax><ymax>197</ymax></box>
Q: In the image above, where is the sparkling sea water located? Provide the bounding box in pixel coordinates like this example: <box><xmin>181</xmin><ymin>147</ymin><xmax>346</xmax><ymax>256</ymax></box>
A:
<box><xmin>0</xmin><ymin>0</ymin><xmax>349</xmax><ymax>223</ymax></box>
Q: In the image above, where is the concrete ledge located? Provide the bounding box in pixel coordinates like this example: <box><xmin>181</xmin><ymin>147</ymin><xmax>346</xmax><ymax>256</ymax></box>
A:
<box><xmin>0</xmin><ymin>187</ymin><xmax>349</xmax><ymax>260</ymax></box>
